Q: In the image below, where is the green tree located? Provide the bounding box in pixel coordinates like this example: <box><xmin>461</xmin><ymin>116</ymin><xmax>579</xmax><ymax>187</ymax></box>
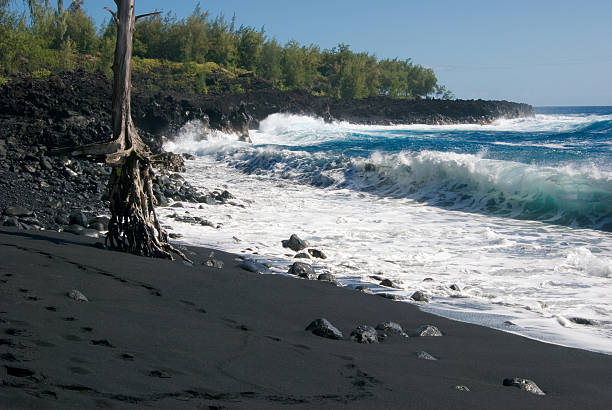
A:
<box><xmin>237</xmin><ymin>25</ymin><xmax>264</xmax><ymax>71</ymax></box>
<box><xmin>64</xmin><ymin>0</ymin><xmax>98</xmax><ymax>54</ymax></box>
<box><xmin>281</xmin><ymin>40</ymin><xmax>305</xmax><ymax>88</ymax></box>
<box><xmin>206</xmin><ymin>14</ymin><xmax>236</xmax><ymax>66</ymax></box>
<box><xmin>258</xmin><ymin>38</ymin><xmax>282</xmax><ymax>85</ymax></box>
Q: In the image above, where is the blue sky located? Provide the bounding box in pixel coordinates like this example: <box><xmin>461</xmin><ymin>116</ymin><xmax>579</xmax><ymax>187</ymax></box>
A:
<box><xmin>78</xmin><ymin>0</ymin><xmax>612</xmax><ymax>106</ymax></box>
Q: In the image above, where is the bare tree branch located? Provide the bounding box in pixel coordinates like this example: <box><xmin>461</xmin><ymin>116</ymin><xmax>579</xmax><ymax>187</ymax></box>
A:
<box><xmin>136</xmin><ymin>11</ymin><xmax>161</xmax><ymax>21</ymax></box>
<box><xmin>104</xmin><ymin>6</ymin><xmax>118</xmax><ymax>25</ymax></box>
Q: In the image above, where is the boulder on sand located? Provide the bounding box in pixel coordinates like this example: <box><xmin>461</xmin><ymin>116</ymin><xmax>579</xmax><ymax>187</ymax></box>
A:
<box><xmin>281</xmin><ymin>234</ymin><xmax>308</xmax><ymax>252</ymax></box>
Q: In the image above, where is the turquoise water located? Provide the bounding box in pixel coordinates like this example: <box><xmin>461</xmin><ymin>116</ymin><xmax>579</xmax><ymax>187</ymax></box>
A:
<box><xmin>225</xmin><ymin>106</ymin><xmax>612</xmax><ymax>231</ymax></box>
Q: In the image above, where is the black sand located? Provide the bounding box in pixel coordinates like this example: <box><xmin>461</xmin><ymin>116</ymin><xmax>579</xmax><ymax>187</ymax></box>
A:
<box><xmin>1</xmin><ymin>228</ymin><xmax>611</xmax><ymax>409</ymax></box>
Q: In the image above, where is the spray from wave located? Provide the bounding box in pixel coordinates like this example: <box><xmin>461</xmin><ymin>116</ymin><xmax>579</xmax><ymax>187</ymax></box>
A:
<box><xmin>164</xmin><ymin>112</ymin><xmax>612</xmax><ymax>230</ymax></box>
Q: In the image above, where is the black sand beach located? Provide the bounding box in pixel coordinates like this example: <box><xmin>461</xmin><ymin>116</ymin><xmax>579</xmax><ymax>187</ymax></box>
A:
<box><xmin>1</xmin><ymin>227</ymin><xmax>611</xmax><ymax>409</ymax></box>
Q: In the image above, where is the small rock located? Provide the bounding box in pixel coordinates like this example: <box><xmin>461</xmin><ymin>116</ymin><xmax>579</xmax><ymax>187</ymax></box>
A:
<box><xmin>219</xmin><ymin>190</ymin><xmax>234</xmax><ymax>200</ymax></box>
<box><xmin>205</xmin><ymin>259</ymin><xmax>224</xmax><ymax>269</ymax></box>
<box><xmin>3</xmin><ymin>206</ymin><xmax>33</xmax><ymax>217</ymax></box>
<box><xmin>54</xmin><ymin>214</ymin><xmax>70</xmax><ymax>225</ymax></box>
<box><xmin>415</xmin><ymin>351</ymin><xmax>438</xmax><ymax>360</ymax></box>
<box><xmin>369</xmin><ymin>275</ymin><xmax>385</xmax><ymax>281</ymax></box>
<box><xmin>305</xmin><ymin>318</ymin><xmax>343</xmax><ymax>340</ymax></box>
<box><xmin>502</xmin><ymin>378</ymin><xmax>545</xmax><ymax>395</ymax></box>
<box><xmin>455</xmin><ymin>385</ymin><xmax>470</xmax><ymax>392</ymax></box>
<box><xmin>237</xmin><ymin>260</ymin><xmax>268</xmax><ymax>273</ymax></box>
<box><xmin>317</xmin><ymin>273</ymin><xmax>339</xmax><ymax>285</ymax></box>
<box><xmin>40</xmin><ymin>157</ymin><xmax>53</xmax><ymax>171</ymax></box>
<box><xmin>64</xmin><ymin>224</ymin><xmax>85</xmax><ymax>235</ymax></box>
<box><xmin>294</xmin><ymin>252</ymin><xmax>310</xmax><ymax>259</ymax></box>
<box><xmin>355</xmin><ymin>285</ymin><xmax>372</xmax><ymax>293</ymax></box>
<box><xmin>410</xmin><ymin>291</ymin><xmax>429</xmax><ymax>302</ymax></box>
<box><xmin>375</xmin><ymin>321</ymin><xmax>408</xmax><ymax>337</ymax></box>
<box><xmin>2</xmin><ymin>216</ymin><xmax>19</xmax><ymax>227</ymax></box>
<box><xmin>377</xmin><ymin>293</ymin><xmax>401</xmax><ymax>301</ymax></box>
<box><xmin>69</xmin><ymin>211</ymin><xmax>88</xmax><ymax>227</ymax></box>
<box><xmin>308</xmin><ymin>249</ymin><xmax>327</xmax><ymax>259</ymax></box>
<box><xmin>380</xmin><ymin>279</ymin><xmax>399</xmax><ymax>288</ymax></box>
<box><xmin>88</xmin><ymin>216</ymin><xmax>110</xmax><ymax>231</ymax></box>
<box><xmin>411</xmin><ymin>325</ymin><xmax>443</xmax><ymax>337</ymax></box>
<box><xmin>281</xmin><ymin>234</ymin><xmax>308</xmax><ymax>252</ymax></box>
<box><xmin>449</xmin><ymin>284</ymin><xmax>461</xmax><ymax>291</ymax></box>
<box><xmin>288</xmin><ymin>262</ymin><xmax>316</xmax><ymax>279</ymax></box>
<box><xmin>568</xmin><ymin>317</ymin><xmax>598</xmax><ymax>326</ymax></box>
<box><xmin>422</xmin><ymin>277</ymin><xmax>434</xmax><ymax>282</ymax></box>
<box><xmin>350</xmin><ymin>325</ymin><xmax>379</xmax><ymax>344</ymax></box>
<box><xmin>63</xmin><ymin>167</ymin><xmax>78</xmax><ymax>178</ymax></box>
<box><xmin>67</xmin><ymin>289</ymin><xmax>89</xmax><ymax>302</ymax></box>
<box><xmin>171</xmin><ymin>202</ymin><xmax>184</xmax><ymax>208</ymax></box>
<box><xmin>81</xmin><ymin>229</ymin><xmax>99</xmax><ymax>238</ymax></box>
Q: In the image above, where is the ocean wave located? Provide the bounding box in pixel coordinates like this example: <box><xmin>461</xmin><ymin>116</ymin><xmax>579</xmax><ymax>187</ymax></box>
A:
<box><xmin>164</xmin><ymin>113</ymin><xmax>612</xmax><ymax>230</ymax></box>
<box><xmin>223</xmin><ymin>148</ymin><xmax>612</xmax><ymax>231</ymax></box>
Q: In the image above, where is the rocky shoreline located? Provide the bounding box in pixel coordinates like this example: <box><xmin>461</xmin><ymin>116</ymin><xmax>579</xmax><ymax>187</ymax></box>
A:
<box><xmin>1</xmin><ymin>70</ymin><xmax>534</xmax><ymax>150</ymax></box>
<box><xmin>0</xmin><ymin>69</ymin><xmax>534</xmax><ymax>236</ymax></box>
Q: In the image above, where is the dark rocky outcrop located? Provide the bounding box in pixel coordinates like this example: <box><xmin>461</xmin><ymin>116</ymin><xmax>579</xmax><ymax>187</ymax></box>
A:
<box><xmin>502</xmin><ymin>378</ymin><xmax>545</xmax><ymax>395</ymax></box>
<box><xmin>0</xmin><ymin>71</ymin><xmax>534</xmax><ymax>155</ymax></box>
<box><xmin>305</xmin><ymin>318</ymin><xmax>343</xmax><ymax>340</ymax></box>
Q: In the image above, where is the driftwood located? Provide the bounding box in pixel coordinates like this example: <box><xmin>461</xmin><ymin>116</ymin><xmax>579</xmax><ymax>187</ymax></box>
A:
<box><xmin>66</xmin><ymin>0</ymin><xmax>188</xmax><ymax>262</ymax></box>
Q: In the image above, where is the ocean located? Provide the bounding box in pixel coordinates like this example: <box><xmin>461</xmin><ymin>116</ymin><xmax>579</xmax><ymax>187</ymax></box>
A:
<box><xmin>161</xmin><ymin>106</ymin><xmax>612</xmax><ymax>354</ymax></box>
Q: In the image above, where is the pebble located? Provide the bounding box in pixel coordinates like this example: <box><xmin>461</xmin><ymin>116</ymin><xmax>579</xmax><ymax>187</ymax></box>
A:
<box><xmin>67</xmin><ymin>289</ymin><xmax>89</xmax><ymax>302</ymax></box>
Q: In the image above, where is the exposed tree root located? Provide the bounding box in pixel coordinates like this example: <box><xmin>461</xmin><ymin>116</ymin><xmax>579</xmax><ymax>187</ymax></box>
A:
<box><xmin>105</xmin><ymin>152</ymin><xmax>191</xmax><ymax>263</ymax></box>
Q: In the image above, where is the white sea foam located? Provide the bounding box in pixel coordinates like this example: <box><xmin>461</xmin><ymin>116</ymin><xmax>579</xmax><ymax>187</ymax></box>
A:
<box><xmin>159</xmin><ymin>113</ymin><xmax>612</xmax><ymax>354</ymax></box>
<box><xmin>250</xmin><ymin>113</ymin><xmax>612</xmax><ymax>147</ymax></box>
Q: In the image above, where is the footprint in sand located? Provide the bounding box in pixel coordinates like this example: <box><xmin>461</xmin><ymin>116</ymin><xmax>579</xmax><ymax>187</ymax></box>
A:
<box><xmin>90</xmin><ymin>339</ymin><xmax>114</xmax><ymax>348</ymax></box>
<box><xmin>63</xmin><ymin>334</ymin><xmax>82</xmax><ymax>342</ymax></box>
<box><xmin>120</xmin><ymin>353</ymin><xmax>134</xmax><ymax>361</ymax></box>
<box><xmin>24</xmin><ymin>295</ymin><xmax>41</xmax><ymax>301</ymax></box>
<box><xmin>32</xmin><ymin>339</ymin><xmax>55</xmax><ymax>348</ymax></box>
<box><xmin>5</xmin><ymin>329</ymin><xmax>32</xmax><ymax>337</ymax></box>
<box><xmin>149</xmin><ymin>370</ymin><xmax>171</xmax><ymax>378</ymax></box>
<box><xmin>4</xmin><ymin>365</ymin><xmax>35</xmax><ymax>377</ymax></box>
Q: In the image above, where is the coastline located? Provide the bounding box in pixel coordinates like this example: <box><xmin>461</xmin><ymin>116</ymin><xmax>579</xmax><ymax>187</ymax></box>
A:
<box><xmin>2</xmin><ymin>227</ymin><xmax>612</xmax><ymax>409</ymax></box>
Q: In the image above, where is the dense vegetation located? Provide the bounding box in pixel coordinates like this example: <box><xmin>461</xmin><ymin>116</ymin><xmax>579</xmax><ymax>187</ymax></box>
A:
<box><xmin>0</xmin><ymin>0</ymin><xmax>453</xmax><ymax>99</ymax></box>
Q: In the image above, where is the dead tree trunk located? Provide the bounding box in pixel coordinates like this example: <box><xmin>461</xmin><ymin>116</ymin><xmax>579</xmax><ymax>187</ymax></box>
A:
<box><xmin>97</xmin><ymin>0</ymin><xmax>186</xmax><ymax>261</ymax></box>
